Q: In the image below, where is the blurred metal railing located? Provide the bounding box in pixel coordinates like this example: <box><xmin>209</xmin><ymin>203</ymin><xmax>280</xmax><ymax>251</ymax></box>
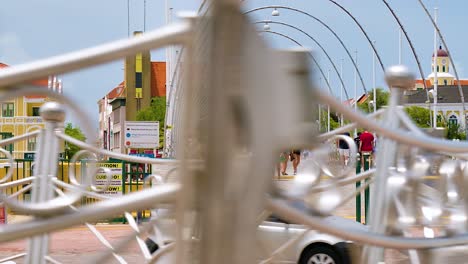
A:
<box><xmin>2</xmin><ymin>1</ymin><xmax>468</xmax><ymax>264</ymax></box>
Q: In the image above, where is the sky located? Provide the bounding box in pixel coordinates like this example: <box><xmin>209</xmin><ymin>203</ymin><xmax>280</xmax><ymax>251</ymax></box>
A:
<box><xmin>0</xmin><ymin>0</ymin><xmax>464</xmax><ymax>128</ymax></box>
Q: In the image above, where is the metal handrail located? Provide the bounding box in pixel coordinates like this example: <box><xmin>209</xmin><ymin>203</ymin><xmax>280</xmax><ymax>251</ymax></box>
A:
<box><xmin>0</xmin><ymin>22</ymin><xmax>191</xmax><ymax>88</ymax></box>
<box><xmin>2</xmin><ymin>3</ymin><xmax>468</xmax><ymax>263</ymax></box>
<box><xmin>315</xmin><ymin>88</ymin><xmax>468</xmax><ymax>153</ymax></box>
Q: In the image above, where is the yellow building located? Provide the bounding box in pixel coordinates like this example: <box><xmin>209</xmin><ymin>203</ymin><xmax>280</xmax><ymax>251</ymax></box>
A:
<box><xmin>0</xmin><ymin>62</ymin><xmax>62</xmax><ymax>160</ymax></box>
<box><xmin>414</xmin><ymin>46</ymin><xmax>468</xmax><ymax>89</ymax></box>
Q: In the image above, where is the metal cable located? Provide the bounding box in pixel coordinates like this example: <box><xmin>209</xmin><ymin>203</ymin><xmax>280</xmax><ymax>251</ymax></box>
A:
<box><xmin>261</xmin><ymin>30</ymin><xmax>335</xmax><ymax>97</ymax></box>
<box><xmin>255</xmin><ymin>20</ymin><xmax>350</xmax><ymax>100</ymax></box>
<box><xmin>244</xmin><ymin>6</ymin><xmax>368</xmax><ymax>94</ymax></box>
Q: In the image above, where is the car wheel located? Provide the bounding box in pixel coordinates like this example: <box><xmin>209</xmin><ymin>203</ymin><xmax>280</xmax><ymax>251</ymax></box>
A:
<box><xmin>299</xmin><ymin>245</ymin><xmax>341</xmax><ymax>264</ymax></box>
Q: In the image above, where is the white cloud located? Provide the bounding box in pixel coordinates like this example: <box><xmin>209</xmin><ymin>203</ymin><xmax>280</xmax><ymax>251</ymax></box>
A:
<box><xmin>0</xmin><ymin>32</ymin><xmax>31</xmax><ymax>64</ymax></box>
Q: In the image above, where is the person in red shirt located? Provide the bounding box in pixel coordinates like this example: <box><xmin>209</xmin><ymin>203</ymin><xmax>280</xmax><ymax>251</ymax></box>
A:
<box><xmin>359</xmin><ymin>131</ymin><xmax>374</xmax><ymax>152</ymax></box>
<box><xmin>359</xmin><ymin>130</ymin><xmax>375</xmax><ymax>168</ymax></box>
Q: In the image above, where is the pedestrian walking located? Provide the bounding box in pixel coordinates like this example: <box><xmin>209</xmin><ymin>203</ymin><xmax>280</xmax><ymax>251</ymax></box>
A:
<box><xmin>290</xmin><ymin>150</ymin><xmax>301</xmax><ymax>175</ymax></box>
<box><xmin>278</xmin><ymin>152</ymin><xmax>289</xmax><ymax>176</ymax></box>
<box><xmin>354</xmin><ymin>132</ymin><xmax>362</xmax><ymax>151</ymax></box>
<box><xmin>359</xmin><ymin>130</ymin><xmax>375</xmax><ymax>169</ymax></box>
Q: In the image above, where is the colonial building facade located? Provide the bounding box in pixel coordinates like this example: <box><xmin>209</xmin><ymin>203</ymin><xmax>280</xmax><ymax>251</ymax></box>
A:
<box><xmin>0</xmin><ymin>63</ymin><xmax>62</xmax><ymax>159</ymax></box>
<box><xmin>406</xmin><ymin>47</ymin><xmax>468</xmax><ymax>129</ymax></box>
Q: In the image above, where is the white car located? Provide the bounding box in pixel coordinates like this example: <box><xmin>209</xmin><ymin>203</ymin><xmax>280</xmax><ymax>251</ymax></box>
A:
<box><xmin>145</xmin><ymin>202</ymin><xmax>365</xmax><ymax>264</ymax></box>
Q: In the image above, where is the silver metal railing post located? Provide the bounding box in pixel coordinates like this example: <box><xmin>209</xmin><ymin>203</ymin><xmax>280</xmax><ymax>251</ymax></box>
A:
<box><xmin>25</xmin><ymin>102</ymin><xmax>65</xmax><ymax>264</ymax></box>
<box><xmin>365</xmin><ymin>65</ymin><xmax>415</xmax><ymax>264</ymax></box>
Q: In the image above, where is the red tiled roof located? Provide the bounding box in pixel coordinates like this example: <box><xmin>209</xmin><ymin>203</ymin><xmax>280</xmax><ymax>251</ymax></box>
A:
<box><xmin>415</xmin><ymin>79</ymin><xmax>468</xmax><ymax>87</ymax></box>
<box><xmin>107</xmin><ymin>81</ymin><xmax>125</xmax><ymax>99</ymax></box>
<box><xmin>432</xmin><ymin>48</ymin><xmax>448</xmax><ymax>57</ymax></box>
<box><xmin>343</xmin><ymin>93</ymin><xmax>368</xmax><ymax>106</ymax></box>
<box><xmin>357</xmin><ymin>94</ymin><xmax>369</xmax><ymax>104</ymax></box>
<box><xmin>415</xmin><ymin>79</ymin><xmax>432</xmax><ymax>86</ymax></box>
<box><xmin>151</xmin><ymin>62</ymin><xmax>166</xmax><ymax>97</ymax></box>
<box><xmin>1</xmin><ymin>62</ymin><xmax>50</xmax><ymax>99</ymax></box>
<box><xmin>454</xmin><ymin>80</ymin><xmax>468</xmax><ymax>85</ymax></box>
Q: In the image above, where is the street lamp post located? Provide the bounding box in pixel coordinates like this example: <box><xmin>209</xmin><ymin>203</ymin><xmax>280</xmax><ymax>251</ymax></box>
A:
<box><xmin>340</xmin><ymin>58</ymin><xmax>344</xmax><ymax>126</ymax></box>
<box><xmin>433</xmin><ymin>7</ymin><xmax>438</xmax><ymax>128</ymax></box>
<box><xmin>327</xmin><ymin>70</ymin><xmax>331</xmax><ymax>132</ymax></box>
<box><xmin>354</xmin><ymin>50</ymin><xmax>358</xmax><ymax>137</ymax></box>
<box><xmin>373</xmin><ymin>40</ymin><xmax>377</xmax><ymax>113</ymax></box>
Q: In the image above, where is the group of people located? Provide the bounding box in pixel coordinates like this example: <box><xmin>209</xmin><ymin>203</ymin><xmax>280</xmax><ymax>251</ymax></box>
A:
<box><xmin>275</xmin><ymin>130</ymin><xmax>375</xmax><ymax>177</ymax></box>
<box><xmin>278</xmin><ymin>150</ymin><xmax>301</xmax><ymax>176</ymax></box>
<box><xmin>338</xmin><ymin>130</ymin><xmax>375</xmax><ymax>167</ymax></box>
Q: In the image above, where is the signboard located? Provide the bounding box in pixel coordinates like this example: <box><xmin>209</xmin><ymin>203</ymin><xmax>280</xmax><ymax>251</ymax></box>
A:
<box><xmin>24</xmin><ymin>152</ymin><xmax>35</xmax><ymax>160</ymax></box>
<box><xmin>124</xmin><ymin>121</ymin><xmax>159</xmax><ymax>149</ymax></box>
<box><xmin>129</xmin><ymin>153</ymin><xmax>155</xmax><ymax>158</ymax></box>
<box><xmin>94</xmin><ymin>163</ymin><xmax>123</xmax><ymax>197</ymax></box>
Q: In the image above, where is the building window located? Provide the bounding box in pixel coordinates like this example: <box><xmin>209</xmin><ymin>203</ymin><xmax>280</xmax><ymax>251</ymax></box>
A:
<box><xmin>113</xmin><ymin>110</ymin><xmax>120</xmax><ymax>124</ymax></box>
<box><xmin>113</xmin><ymin>132</ymin><xmax>121</xmax><ymax>149</ymax></box>
<box><xmin>449</xmin><ymin>115</ymin><xmax>458</xmax><ymax>126</ymax></box>
<box><xmin>0</xmin><ymin>132</ymin><xmax>14</xmax><ymax>153</ymax></box>
<box><xmin>27</xmin><ymin>137</ymin><xmax>37</xmax><ymax>151</ymax></box>
<box><xmin>443</xmin><ymin>66</ymin><xmax>446</xmax><ymax>72</ymax></box>
<box><xmin>2</xmin><ymin>103</ymin><xmax>14</xmax><ymax>117</ymax></box>
<box><xmin>437</xmin><ymin>65</ymin><xmax>439</xmax><ymax>72</ymax></box>
<box><xmin>135</xmin><ymin>72</ymin><xmax>143</xmax><ymax>88</ymax></box>
<box><xmin>32</xmin><ymin>107</ymin><xmax>40</xmax><ymax>117</ymax></box>
<box><xmin>444</xmin><ymin>79</ymin><xmax>448</xmax><ymax>85</ymax></box>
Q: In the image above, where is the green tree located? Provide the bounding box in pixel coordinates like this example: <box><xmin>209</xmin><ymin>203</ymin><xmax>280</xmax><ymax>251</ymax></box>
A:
<box><xmin>445</xmin><ymin>123</ymin><xmax>466</xmax><ymax>140</ymax></box>
<box><xmin>136</xmin><ymin>96</ymin><xmax>166</xmax><ymax>147</ymax></box>
<box><xmin>358</xmin><ymin>88</ymin><xmax>389</xmax><ymax>113</ymax></box>
<box><xmin>404</xmin><ymin>106</ymin><xmax>431</xmax><ymax>128</ymax></box>
<box><xmin>64</xmin><ymin>122</ymin><xmax>86</xmax><ymax>159</ymax></box>
<box><xmin>319</xmin><ymin>106</ymin><xmax>340</xmax><ymax>132</ymax></box>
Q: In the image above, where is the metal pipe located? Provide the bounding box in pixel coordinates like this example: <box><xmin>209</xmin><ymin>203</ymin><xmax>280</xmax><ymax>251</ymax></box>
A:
<box><xmin>326</xmin><ymin>0</ymin><xmax>385</xmax><ymax>72</ymax></box>
<box><xmin>354</xmin><ymin>50</ymin><xmax>358</xmax><ymax>137</ymax></box>
<box><xmin>254</xmin><ymin>20</ymin><xmax>350</xmax><ymax>100</ymax></box>
<box><xmin>341</xmin><ymin>58</ymin><xmax>344</xmax><ymax>126</ymax></box>
<box><xmin>314</xmin><ymin>86</ymin><xmax>468</xmax><ymax>153</ymax></box>
<box><xmin>56</xmin><ymin>133</ymin><xmax>179</xmax><ymax>165</ymax></box>
<box><xmin>433</xmin><ymin>7</ymin><xmax>439</xmax><ymax>128</ymax></box>
<box><xmin>0</xmin><ymin>131</ymin><xmax>40</xmax><ymax>147</ymax></box>
<box><xmin>267</xmin><ymin>197</ymin><xmax>468</xmax><ymax>249</ymax></box>
<box><xmin>380</xmin><ymin>0</ymin><xmax>432</xmax><ymax>109</ymax></box>
<box><xmin>259</xmin><ymin>30</ymin><xmax>335</xmax><ymax>97</ymax></box>
<box><xmin>0</xmin><ymin>184</ymin><xmax>179</xmax><ymax>243</ymax></box>
<box><xmin>318</xmin><ymin>109</ymin><xmax>385</xmax><ymax>141</ymax></box>
<box><xmin>365</xmin><ymin>86</ymin><xmax>404</xmax><ymax>263</ymax></box>
<box><xmin>373</xmin><ymin>40</ymin><xmax>377</xmax><ymax>113</ymax></box>
<box><xmin>26</xmin><ymin>102</ymin><xmax>63</xmax><ymax>264</ymax></box>
<box><xmin>0</xmin><ymin>22</ymin><xmax>191</xmax><ymax>88</ymax></box>
<box><xmin>244</xmin><ymin>6</ymin><xmax>368</xmax><ymax>94</ymax></box>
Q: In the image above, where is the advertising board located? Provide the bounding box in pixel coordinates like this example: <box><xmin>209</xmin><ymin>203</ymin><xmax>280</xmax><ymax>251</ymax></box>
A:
<box><xmin>95</xmin><ymin>162</ymin><xmax>123</xmax><ymax>197</ymax></box>
<box><xmin>124</xmin><ymin>121</ymin><xmax>159</xmax><ymax>149</ymax></box>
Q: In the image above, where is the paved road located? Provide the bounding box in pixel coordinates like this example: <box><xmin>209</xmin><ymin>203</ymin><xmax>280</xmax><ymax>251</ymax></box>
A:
<box><xmin>0</xmin><ymin>157</ymin><xmax>430</xmax><ymax>264</ymax></box>
<box><xmin>0</xmin><ymin>224</ymin><xmax>145</xmax><ymax>263</ymax></box>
